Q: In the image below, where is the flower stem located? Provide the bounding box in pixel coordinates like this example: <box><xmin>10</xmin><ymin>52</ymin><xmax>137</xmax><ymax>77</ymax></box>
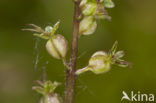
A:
<box><xmin>64</xmin><ymin>0</ymin><xmax>81</xmax><ymax>103</ymax></box>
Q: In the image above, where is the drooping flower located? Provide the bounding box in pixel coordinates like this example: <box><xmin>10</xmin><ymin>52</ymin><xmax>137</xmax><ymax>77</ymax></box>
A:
<box><xmin>23</xmin><ymin>21</ymin><xmax>69</xmax><ymax>60</ymax></box>
<box><xmin>76</xmin><ymin>41</ymin><xmax>131</xmax><ymax>75</ymax></box>
<box><xmin>46</xmin><ymin>34</ymin><xmax>68</xmax><ymax>59</ymax></box>
<box><xmin>32</xmin><ymin>81</ymin><xmax>62</xmax><ymax>103</ymax></box>
<box><xmin>79</xmin><ymin>16</ymin><xmax>97</xmax><ymax>35</ymax></box>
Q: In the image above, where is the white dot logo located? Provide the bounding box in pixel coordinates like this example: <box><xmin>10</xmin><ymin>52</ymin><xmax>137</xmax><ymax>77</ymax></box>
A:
<box><xmin>121</xmin><ymin>91</ymin><xmax>155</xmax><ymax>102</ymax></box>
<box><xmin>121</xmin><ymin>91</ymin><xmax>131</xmax><ymax>101</ymax></box>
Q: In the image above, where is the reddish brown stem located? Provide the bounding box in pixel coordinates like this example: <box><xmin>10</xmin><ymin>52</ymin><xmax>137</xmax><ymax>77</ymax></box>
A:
<box><xmin>64</xmin><ymin>0</ymin><xmax>81</xmax><ymax>103</ymax></box>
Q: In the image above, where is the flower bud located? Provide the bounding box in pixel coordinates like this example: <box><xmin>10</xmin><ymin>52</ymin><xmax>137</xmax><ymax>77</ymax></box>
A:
<box><xmin>104</xmin><ymin>0</ymin><xmax>115</xmax><ymax>8</ymax></box>
<box><xmin>79</xmin><ymin>16</ymin><xmax>97</xmax><ymax>35</ymax></box>
<box><xmin>88</xmin><ymin>51</ymin><xmax>111</xmax><ymax>74</ymax></box>
<box><xmin>40</xmin><ymin>94</ymin><xmax>61</xmax><ymax>103</ymax></box>
<box><xmin>45</xmin><ymin>26</ymin><xmax>53</xmax><ymax>33</ymax></box>
<box><xmin>46</xmin><ymin>34</ymin><xmax>68</xmax><ymax>59</ymax></box>
<box><xmin>76</xmin><ymin>41</ymin><xmax>131</xmax><ymax>75</ymax></box>
<box><xmin>80</xmin><ymin>0</ymin><xmax>87</xmax><ymax>8</ymax></box>
<box><xmin>33</xmin><ymin>80</ymin><xmax>62</xmax><ymax>103</ymax></box>
<box><xmin>81</xmin><ymin>2</ymin><xmax>97</xmax><ymax>16</ymax></box>
<box><xmin>76</xmin><ymin>51</ymin><xmax>111</xmax><ymax>75</ymax></box>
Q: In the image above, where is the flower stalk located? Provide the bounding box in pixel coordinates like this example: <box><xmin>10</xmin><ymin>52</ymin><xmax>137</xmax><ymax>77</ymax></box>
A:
<box><xmin>64</xmin><ymin>0</ymin><xmax>81</xmax><ymax>103</ymax></box>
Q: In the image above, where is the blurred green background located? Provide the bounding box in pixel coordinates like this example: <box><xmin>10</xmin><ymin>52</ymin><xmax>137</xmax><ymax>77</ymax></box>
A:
<box><xmin>0</xmin><ymin>0</ymin><xmax>156</xmax><ymax>103</ymax></box>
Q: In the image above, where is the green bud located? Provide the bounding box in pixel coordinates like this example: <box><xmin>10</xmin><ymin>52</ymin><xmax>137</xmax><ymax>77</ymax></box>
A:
<box><xmin>88</xmin><ymin>51</ymin><xmax>111</xmax><ymax>74</ymax></box>
<box><xmin>80</xmin><ymin>0</ymin><xmax>88</xmax><ymax>8</ymax></box>
<box><xmin>33</xmin><ymin>80</ymin><xmax>62</xmax><ymax>103</ymax></box>
<box><xmin>76</xmin><ymin>44</ymin><xmax>131</xmax><ymax>75</ymax></box>
<box><xmin>44</xmin><ymin>81</ymin><xmax>60</xmax><ymax>93</ymax></box>
<box><xmin>32</xmin><ymin>80</ymin><xmax>60</xmax><ymax>95</ymax></box>
<box><xmin>104</xmin><ymin>0</ymin><xmax>115</xmax><ymax>8</ymax></box>
<box><xmin>40</xmin><ymin>93</ymin><xmax>62</xmax><ymax>103</ymax></box>
<box><xmin>76</xmin><ymin>51</ymin><xmax>111</xmax><ymax>75</ymax></box>
<box><xmin>81</xmin><ymin>2</ymin><xmax>97</xmax><ymax>16</ymax></box>
<box><xmin>23</xmin><ymin>21</ymin><xmax>61</xmax><ymax>39</ymax></box>
<box><xmin>79</xmin><ymin>16</ymin><xmax>97</xmax><ymax>35</ymax></box>
<box><xmin>45</xmin><ymin>26</ymin><xmax>53</xmax><ymax>33</ymax></box>
<box><xmin>46</xmin><ymin>34</ymin><xmax>68</xmax><ymax>59</ymax></box>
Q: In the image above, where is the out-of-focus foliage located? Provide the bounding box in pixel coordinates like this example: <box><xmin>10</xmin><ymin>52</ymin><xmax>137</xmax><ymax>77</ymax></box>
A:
<box><xmin>0</xmin><ymin>0</ymin><xmax>156</xmax><ymax>103</ymax></box>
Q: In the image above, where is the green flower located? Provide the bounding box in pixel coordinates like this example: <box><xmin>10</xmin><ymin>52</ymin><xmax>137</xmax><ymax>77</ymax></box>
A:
<box><xmin>76</xmin><ymin>41</ymin><xmax>131</xmax><ymax>75</ymax></box>
<box><xmin>79</xmin><ymin>16</ymin><xmax>97</xmax><ymax>35</ymax></box>
<box><xmin>23</xmin><ymin>21</ymin><xmax>68</xmax><ymax>60</ymax></box>
<box><xmin>32</xmin><ymin>80</ymin><xmax>62</xmax><ymax>103</ymax></box>
<box><xmin>46</xmin><ymin>34</ymin><xmax>68</xmax><ymax>59</ymax></box>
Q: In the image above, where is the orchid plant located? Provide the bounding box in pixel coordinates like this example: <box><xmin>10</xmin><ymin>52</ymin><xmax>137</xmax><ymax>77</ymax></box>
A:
<box><xmin>23</xmin><ymin>0</ymin><xmax>131</xmax><ymax>103</ymax></box>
